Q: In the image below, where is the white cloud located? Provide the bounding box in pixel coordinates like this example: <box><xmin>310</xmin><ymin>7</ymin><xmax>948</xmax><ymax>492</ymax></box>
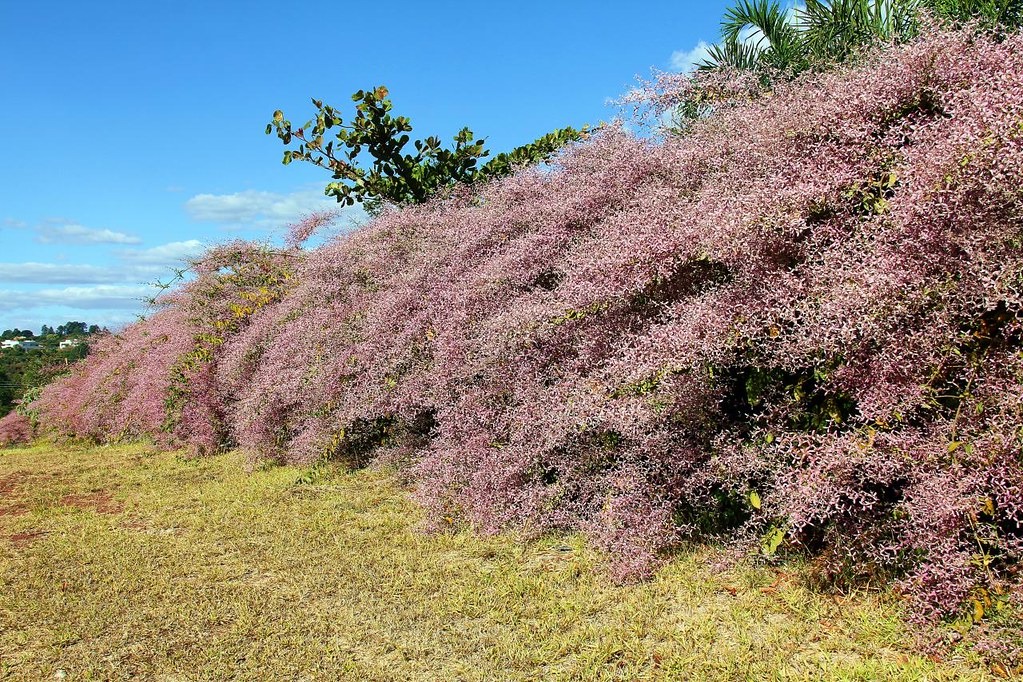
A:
<box><xmin>0</xmin><ymin>285</ymin><xmax>157</xmax><ymax>312</ymax></box>
<box><xmin>35</xmin><ymin>222</ymin><xmax>142</xmax><ymax>245</ymax></box>
<box><xmin>185</xmin><ymin>188</ymin><xmax>341</xmax><ymax>229</ymax></box>
<box><xmin>0</xmin><ymin>238</ymin><xmax>205</xmax><ymax>286</ymax></box>
<box><xmin>116</xmin><ymin>240</ymin><xmax>206</xmax><ymax>265</ymax></box>
<box><xmin>670</xmin><ymin>41</ymin><xmax>713</xmax><ymax>72</ymax></box>
<box><xmin>0</xmin><ymin>262</ymin><xmax>164</xmax><ymax>285</ymax></box>
<box><xmin>0</xmin><ymin>183</ymin><xmax>368</xmax><ymax>328</ymax></box>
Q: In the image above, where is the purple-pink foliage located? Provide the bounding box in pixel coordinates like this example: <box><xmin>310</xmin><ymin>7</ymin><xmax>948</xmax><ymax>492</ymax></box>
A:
<box><xmin>284</xmin><ymin>209</ymin><xmax>342</xmax><ymax>249</ymax></box>
<box><xmin>0</xmin><ymin>412</ymin><xmax>32</xmax><ymax>448</ymax></box>
<box><xmin>36</xmin><ymin>309</ymin><xmax>194</xmax><ymax>446</ymax></box>
<box><xmin>35</xmin><ymin>28</ymin><xmax>1023</xmax><ymax>618</ymax></box>
<box><xmin>36</xmin><ymin>241</ymin><xmax>299</xmax><ymax>454</ymax></box>
<box><xmin>160</xmin><ymin>241</ymin><xmax>300</xmax><ymax>455</ymax></box>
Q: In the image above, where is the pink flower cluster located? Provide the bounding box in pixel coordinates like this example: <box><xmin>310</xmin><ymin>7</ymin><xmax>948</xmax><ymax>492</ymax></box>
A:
<box><xmin>0</xmin><ymin>411</ymin><xmax>32</xmax><ymax>447</ymax></box>
<box><xmin>33</xmin><ymin>28</ymin><xmax>1023</xmax><ymax>619</ymax></box>
<box><xmin>35</xmin><ymin>309</ymin><xmax>193</xmax><ymax>446</ymax></box>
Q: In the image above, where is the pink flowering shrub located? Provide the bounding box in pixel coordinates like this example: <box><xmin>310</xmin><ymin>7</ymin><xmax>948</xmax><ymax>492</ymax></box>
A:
<box><xmin>35</xmin><ymin>28</ymin><xmax>1023</xmax><ymax>620</ymax></box>
<box><xmin>36</xmin><ymin>242</ymin><xmax>299</xmax><ymax>454</ymax></box>
<box><xmin>35</xmin><ymin>309</ymin><xmax>194</xmax><ymax>445</ymax></box>
<box><xmin>616</xmin><ymin>65</ymin><xmax>766</xmax><ymax>134</ymax></box>
<box><xmin>160</xmin><ymin>241</ymin><xmax>301</xmax><ymax>455</ymax></box>
<box><xmin>0</xmin><ymin>411</ymin><xmax>32</xmax><ymax>448</ymax></box>
<box><xmin>284</xmin><ymin>209</ymin><xmax>342</xmax><ymax>249</ymax></box>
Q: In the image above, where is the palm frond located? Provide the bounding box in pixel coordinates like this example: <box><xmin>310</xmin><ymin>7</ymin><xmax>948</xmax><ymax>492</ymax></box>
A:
<box><xmin>799</xmin><ymin>0</ymin><xmax>922</xmax><ymax>63</ymax></box>
<box><xmin>922</xmin><ymin>0</ymin><xmax>1023</xmax><ymax>28</ymax></box>
<box><xmin>704</xmin><ymin>0</ymin><xmax>803</xmax><ymax>73</ymax></box>
<box><xmin>699</xmin><ymin>39</ymin><xmax>764</xmax><ymax>71</ymax></box>
<box><xmin>721</xmin><ymin>0</ymin><xmax>795</xmax><ymax>48</ymax></box>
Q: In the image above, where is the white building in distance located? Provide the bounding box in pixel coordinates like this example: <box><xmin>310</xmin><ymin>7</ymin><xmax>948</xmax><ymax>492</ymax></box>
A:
<box><xmin>1</xmin><ymin>339</ymin><xmax>40</xmax><ymax>350</ymax></box>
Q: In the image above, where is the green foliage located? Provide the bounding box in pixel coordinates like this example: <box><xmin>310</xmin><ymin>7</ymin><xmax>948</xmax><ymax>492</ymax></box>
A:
<box><xmin>1</xmin><ymin>328</ymin><xmax>34</xmax><ymax>340</ymax></box>
<box><xmin>161</xmin><ymin>245</ymin><xmax>298</xmax><ymax>447</ymax></box>
<box><xmin>720</xmin><ymin>361</ymin><xmax>857</xmax><ymax>433</ymax></box>
<box><xmin>673</xmin><ymin>485</ymin><xmax>754</xmax><ymax>537</ymax></box>
<box><xmin>761</xmin><ymin>524</ymin><xmax>787</xmax><ymax>556</ymax></box>
<box><xmin>0</xmin><ymin>365</ymin><xmax>15</xmax><ymax>416</ymax></box>
<box><xmin>268</xmin><ymin>86</ymin><xmax>590</xmax><ymax>215</ymax></box>
<box><xmin>704</xmin><ymin>0</ymin><xmax>807</xmax><ymax>73</ymax></box>
<box><xmin>55</xmin><ymin>321</ymin><xmax>91</xmax><ymax>336</ymax></box>
<box><xmin>0</xmin><ymin>323</ymin><xmax>97</xmax><ymax>417</ymax></box>
<box><xmin>927</xmin><ymin>0</ymin><xmax>1023</xmax><ymax>29</ymax></box>
<box><xmin>845</xmin><ymin>170</ymin><xmax>900</xmax><ymax>215</ymax></box>
<box><xmin>799</xmin><ymin>0</ymin><xmax>919</xmax><ymax>65</ymax></box>
<box><xmin>549</xmin><ymin>301</ymin><xmax>610</xmax><ymax>326</ymax></box>
<box><xmin>703</xmin><ymin>0</ymin><xmax>1023</xmax><ymax>77</ymax></box>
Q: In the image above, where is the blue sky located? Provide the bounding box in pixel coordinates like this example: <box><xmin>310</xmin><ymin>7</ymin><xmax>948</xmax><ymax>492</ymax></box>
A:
<box><xmin>0</xmin><ymin>0</ymin><xmax>730</xmax><ymax>332</ymax></box>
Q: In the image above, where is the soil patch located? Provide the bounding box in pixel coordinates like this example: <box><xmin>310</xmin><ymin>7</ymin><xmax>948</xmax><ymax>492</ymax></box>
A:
<box><xmin>60</xmin><ymin>491</ymin><xmax>123</xmax><ymax>515</ymax></box>
<box><xmin>0</xmin><ymin>502</ymin><xmax>29</xmax><ymax>517</ymax></box>
<box><xmin>0</xmin><ymin>473</ymin><xmax>31</xmax><ymax>517</ymax></box>
<box><xmin>5</xmin><ymin>530</ymin><xmax>46</xmax><ymax>547</ymax></box>
<box><xmin>0</xmin><ymin>472</ymin><xmax>28</xmax><ymax>496</ymax></box>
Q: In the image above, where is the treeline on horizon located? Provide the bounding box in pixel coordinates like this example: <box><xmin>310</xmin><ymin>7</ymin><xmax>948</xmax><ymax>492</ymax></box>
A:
<box><xmin>4</xmin><ymin>0</ymin><xmax>1023</xmax><ymax>656</ymax></box>
<box><xmin>2</xmin><ymin>321</ymin><xmax>105</xmax><ymax>340</ymax></box>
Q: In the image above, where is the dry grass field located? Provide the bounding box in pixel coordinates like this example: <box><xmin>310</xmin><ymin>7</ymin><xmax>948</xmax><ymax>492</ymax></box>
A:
<box><xmin>0</xmin><ymin>442</ymin><xmax>998</xmax><ymax>680</ymax></box>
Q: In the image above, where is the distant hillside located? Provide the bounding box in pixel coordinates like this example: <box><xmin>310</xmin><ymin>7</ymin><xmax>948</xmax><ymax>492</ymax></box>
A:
<box><xmin>0</xmin><ymin>322</ymin><xmax>103</xmax><ymax>417</ymax></box>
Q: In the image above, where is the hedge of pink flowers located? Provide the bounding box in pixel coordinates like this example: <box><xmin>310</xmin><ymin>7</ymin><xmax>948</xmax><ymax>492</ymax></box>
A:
<box><xmin>0</xmin><ymin>411</ymin><xmax>32</xmax><ymax>448</ymax></box>
<box><xmin>35</xmin><ymin>28</ymin><xmax>1023</xmax><ymax>620</ymax></box>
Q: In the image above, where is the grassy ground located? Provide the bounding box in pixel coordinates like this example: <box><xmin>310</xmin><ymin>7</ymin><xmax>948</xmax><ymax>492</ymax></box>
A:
<box><xmin>0</xmin><ymin>442</ymin><xmax>998</xmax><ymax>681</ymax></box>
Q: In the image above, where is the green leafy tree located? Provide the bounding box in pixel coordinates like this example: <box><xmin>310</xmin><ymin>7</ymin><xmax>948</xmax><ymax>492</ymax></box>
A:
<box><xmin>0</xmin><ymin>366</ymin><xmax>15</xmax><ymax>415</ymax></box>
<box><xmin>799</xmin><ymin>0</ymin><xmax>918</xmax><ymax>65</ymax></box>
<box><xmin>56</xmin><ymin>321</ymin><xmax>88</xmax><ymax>337</ymax></box>
<box><xmin>268</xmin><ymin>86</ymin><xmax>590</xmax><ymax>215</ymax></box>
